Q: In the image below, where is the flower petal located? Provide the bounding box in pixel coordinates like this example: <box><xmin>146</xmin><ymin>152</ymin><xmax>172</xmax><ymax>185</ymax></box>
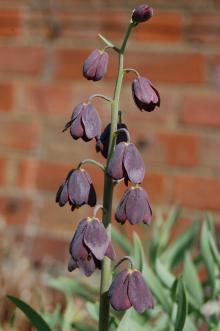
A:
<box><xmin>68</xmin><ymin>257</ymin><xmax>77</xmax><ymax>272</ymax></box>
<box><xmin>82</xmin><ymin>104</ymin><xmax>101</xmax><ymax>140</ymax></box>
<box><xmin>115</xmin><ymin>189</ymin><xmax>130</xmax><ymax>224</ymax></box>
<box><xmin>123</xmin><ymin>143</ymin><xmax>145</xmax><ymax>184</ymax></box>
<box><xmin>125</xmin><ymin>188</ymin><xmax>147</xmax><ymax>224</ymax></box>
<box><xmin>109</xmin><ymin>269</ymin><xmax>131</xmax><ymax>311</ymax></box>
<box><xmin>128</xmin><ymin>271</ymin><xmax>154</xmax><ymax>313</ymax></box>
<box><xmin>105</xmin><ymin>241</ymin><xmax>116</xmax><ymax>260</ymax></box>
<box><xmin>68</xmin><ymin>170</ymin><xmax>90</xmax><ymax>206</ymax></box>
<box><xmin>107</xmin><ymin>142</ymin><xmax>126</xmax><ymax>180</ymax></box>
<box><xmin>84</xmin><ymin>218</ymin><xmax>110</xmax><ymax>260</ymax></box>
<box><xmin>143</xmin><ymin>200</ymin><xmax>152</xmax><ymax>225</ymax></box>
<box><xmin>69</xmin><ymin>219</ymin><xmax>88</xmax><ymax>260</ymax></box>
<box><xmin>78</xmin><ymin>255</ymin><xmax>97</xmax><ymax>277</ymax></box>
<box><xmin>56</xmin><ymin>182</ymin><xmax>68</xmax><ymax>206</ymax></box>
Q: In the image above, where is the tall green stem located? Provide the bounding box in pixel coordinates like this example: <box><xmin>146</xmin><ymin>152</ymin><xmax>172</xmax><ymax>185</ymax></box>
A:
<box><xmin>98</xmin><ymin>22</ymin><xmax>135</xmax><ymax>331</ymax></box>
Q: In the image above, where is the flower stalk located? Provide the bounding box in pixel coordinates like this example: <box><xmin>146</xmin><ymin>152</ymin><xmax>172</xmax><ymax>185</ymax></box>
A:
<box><xmin>98</xmin><ymin>21</ymin><xmax>135</xmax><ymax>331</ymax></box>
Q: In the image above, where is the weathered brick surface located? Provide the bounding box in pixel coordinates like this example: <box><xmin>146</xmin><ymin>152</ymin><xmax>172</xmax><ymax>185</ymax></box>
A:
<box><xmin>0</xmin><ymin>83</ymin><xmax>14</xmax><ymax>111</ymax></box>
<box><xmin>0</xmin><ymin>0</ymin><xmax>219</xmax><ymax>258</ymax></box>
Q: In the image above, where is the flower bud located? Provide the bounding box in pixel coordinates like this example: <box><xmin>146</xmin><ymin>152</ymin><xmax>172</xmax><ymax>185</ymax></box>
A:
<box><xmin>132</xmin><ymin>4</ymin><xmax>153</xmax><ymax>23</ymax></box>
<box><xmin>107</xmin><ymin>142</ymin><xmax>145</xmax><ymax>184</ymax></box>
<box><xmin>63</xmin><ymin>103</ymin><xmax>101</xmax><ymax>141</ymax></box>
<box><xmin>83</xmin><ymin>49</ymin><xmax>109</xmax><ymax>81</ymax></box>
<box><xmin>68</xmin><ymin>217</ymin><xmax>115</xmax><ymax>276</ymax></box>
<box><xmin>109</xmin><ymin>268</ymin><xmax>154</xmax><ymax>313</ymax></box>
<box><xmin>132</xmin><ymin>77</ymin><xmax>160</xmax><ymax>112</ymax></box>
<box><xmin>96</xmin><ymin>123</ymin><xmax>128</xmax><ymax>159</ymax></box>
<box><xmin>56</xmin><ymin>169</ymin><xmax>96</xmax><ymax>210</ymax></box>
<box><xmin>115</xmin><ymin>186</ymin><xmax>152</xmax><ymax>225</ymax></box>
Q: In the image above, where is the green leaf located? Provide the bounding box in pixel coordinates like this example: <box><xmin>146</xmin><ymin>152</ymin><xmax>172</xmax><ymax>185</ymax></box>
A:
<box><xmin>159</xmin><ymin>206</ymin><xmax>181</xmax><ymax>250</ymax></box>
<box><xmin>7</xmin><ymin>295</ymin><xmax>52</xmax><ymax>331</ymax></box>
<box><xmin>98</xmin><ymin>34</ymin><xmax>115</xmax><ymax>48</ymax></box>
<box><xmin>183</xmin><ymin>253</ymin><xmax>203</xmax><ymax>307</ymax></box>
<box><xmin>174</xmin><ymin>278</ymin><xmax>188</xmax><ymax>331</ymax></box>
<box><xmin>162</xmin><ymin>221</ymin><xmax>199</xmax><ymax>269</ymax></box>
<box><xmin>201</xmin><ymin>222</ymin><xmax>216</xmax><ymax>297</ymax></box>
<box><xmin>184</xmin><ymin>317</ymin><xmax>198</xmax><ymax>331</ymax></box>
<box><xmin>116</xmin><ymin>309</ymin><xmax>131</xmax><ymax>331</ymax></box>
<box><xmin>112</xmin><ymin>227</ymin><xmax>131</xmax><ymax>254</ymax></box>
<box><xmin>48</xmin><ymin>277</ymin><xmax>97</xmax><ymax>302</ymax></box>
<box><xmin>143</xmin><ymin>260</ymin><xmax>172</xmax><ymax>314</ymax></box>
<box><xmin>208</xmin><ymin>229</ymin><xmax>220</xmax><ymax>267</ymax></box>
<box><xmin>132</xmin><ymin>232</ymin><xmax>145</xmax><ymax>271</ymax></box>
<box><xmin>154</xmin><ymin>258</ymin><xmax>175</xmax><ymax>289</ymax></box>
<box><xmin>71</xmin><ymin>321</ymin><xmax>97</xmax><ymax>331</ymax></box>
<box><xmin>86</xmin><ymin>302</ymin><xmax>99</xmax><ymax>321</ymax></box>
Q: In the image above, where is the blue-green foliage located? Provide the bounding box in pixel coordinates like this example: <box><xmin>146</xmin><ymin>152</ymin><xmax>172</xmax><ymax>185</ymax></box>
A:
<box><xmin>7</xmin><ymin>208</ymin><xmax>220</xmax><ymax>331</ymax></box>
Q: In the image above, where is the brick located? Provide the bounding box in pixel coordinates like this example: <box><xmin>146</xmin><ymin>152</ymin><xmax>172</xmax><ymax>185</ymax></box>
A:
<box><xmin>38</xmin><ymin>199</ymin><xmax>78</xmax><ymax>235</ymax></box>
<box><xmin>25</xmin><ymin>84</ymin><xmax>73</xmax><ymax>116</ymax></box>
<box><xmin>17</xmin><ymin>233</ymin><xmax>68</xmax><ymax>262</ymax></box>
<box><xmin>0</xmin><ymin>158</ymin><xmax>7</xmax><ymax>186</ymax></box>
<box><xmin>124</xmin><ymin>52</ymin><xmax>205</xmax><ymax>84</ymax></box>
<box><xmin>36</xmin><ymin>161</ymin><xmax>72</xmax><ymax>191</ymax></box>
<box><xmin>54</xmin><ymin>49</ymin><xmax>88</xmax><ymax>80</ymax></box>
<box><xmin>158</xmin><ymin>132</ymin><xmax>200</xmax><ymax>166</ymax></box>
<box><xmin>54</xmin><ymin>49</ymin><xmax>205</xmax><ymax>84</ymax></box>
<box><xmin>0</xmin><ymin>83</ymin><xmax>14</xmax><ymax>111</ymax></box>
<box><xmin>180</xmin><ymin>93</ymin><xmax>220</xmax><ymax>127</ymax></box>
<box><xmin>0</xmin><ymin>120</ymin><xmax>41</xmax><ymax>151</ymax></box>
<box><xmin>16</xmin><ymin>159</ymin><xmax>38</xmax><ymax>189</ymax></box>
<box><xmin>173</xmin><ymin>176</ymin><xmax>220</xmax><ymax>211</ymax></box>
<box><xmin>187</xmin><ymin>13</ymin><xmax>220</xmax><ymax>44</ymax></box>
<box><xmin>134</xmin><ymin>12</ymin><xmax>183</xmax><ymax>42</ymax></box>
<box><xmin>211</xmin><ymin>55</ymin><xmax>220</xmax><ymax>87</ymax></box>
<box><xmin>200</xmin><ymin>135</ymin><xmax>220</xmax><ymax>170</ymax></box>
<box><xmin>0</xmin><ymin>9</ymin><xmax>21</xmax><ymax>37</ymax></box>
<box><xmin>0</xmin><ymin>47</ymin><xmax>44</xmax><ymax>75</ymax></box>
<box><xmin>0</xmin><ymin>196</ymin><xmax>34</xmax><ymax>225</ymax></box>
<box><xmin>142</xmin><ymin>172</ymin><xmax>167</xmax><ymax>203</ymax></box>
<box><xmin>28</xmin><ymin>10</ymin><xmax>183</xmax><ymax>43</ymax></box>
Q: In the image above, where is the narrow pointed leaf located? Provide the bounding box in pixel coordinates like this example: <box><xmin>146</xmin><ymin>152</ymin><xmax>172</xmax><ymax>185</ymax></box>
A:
<box><xmin>112</xmin><ymin>227</ymin><xmax>131</xmax><ymax>254</ymax></box>
<box><xmin>162</xmin><ymin>221</ymin><xmax>199</xmax><ymax>269</ymax></box>
<box><xmin>116</xmin><ymin>309</ymin><xmax>131</xmax><ymax>331</ymax></box>
<box><xmin>159</xmin><ymin>206</ymin><xmax>181</xmax><ymax>250</ymax></box>
<box><xmin>98</xmin><ymin>34</ymin><xmax>115</xmax><ymax>48</ymax></box>
<box><xmin>183</xmin><ymin>253</ymin><xmax>203</xmax><ymax>307</ymax></box>
<box><xmin>132</xmin><ymin>232</ymin><xmax>145</xmax><ymax>271</ymax></box>
<box><xmin>155</xmin><ymin>258</ymin><xmax>175</xmax><ymax>289</ymax></box>
<box><xmin>201</xmin><ymin>222</ymin><xmax>216</xmax><ymax>297</ymax></box>
<box><xmin>174</xmin><ymin>279</ymin><xmax>188</xmax><ymax>331</ymax></box>
<box><xmin>7</xmin><ymin>295</ymin><xmax>52</xmax><ymax>331</ymax></box>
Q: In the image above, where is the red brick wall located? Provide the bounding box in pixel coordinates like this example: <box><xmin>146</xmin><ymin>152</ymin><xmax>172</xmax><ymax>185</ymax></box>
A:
<box><xmin>0</xmin><ymin>0</ymin><xmax>220</xmax><ymax>260</ymax></box>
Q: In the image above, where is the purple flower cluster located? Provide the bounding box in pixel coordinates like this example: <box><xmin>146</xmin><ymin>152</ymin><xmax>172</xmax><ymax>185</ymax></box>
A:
<box><xmin>55</xmin><ymin>3</ymin><xmax>159</xmax><ymax>315</ymax></box>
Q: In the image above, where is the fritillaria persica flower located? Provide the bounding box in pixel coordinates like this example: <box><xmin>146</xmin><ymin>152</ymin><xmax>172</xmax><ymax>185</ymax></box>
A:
<box><xmin>115</xmin><ymin>186</ymin><xmax>152</xmax><ymax>225</ymax></box>
<box><xmin>109</xmin><ymin>268</ymin><xmax>154</xmax><ymax>313</ymax></box>
<box><xmin>107</xmin><ymin>142</ymin><xmax>145</xmax><ymax>184</ymax></box>
<box><xmin>96</xmin><ymin>123</ymin><xmax>128</xmax><ymax>159</ymax></box>
<box><xmin>56</xmin><ymin>169</ymin><xmax>96</xmax><ymax>210</ymax></box>
<box><xmin>83</xmin><ymin>49</ymin><xmax>109</xmax><ymax>81</ymax></box>
<box><xmin>132</xmin><ymin>4</ymin><xmax>153</xmax><ymax>23</ymax></box>
<box><xmin>68</xmin><ymin>218</ymin><xmax>115</xmax><ymax>276</ymax></box>
<box><xmin>63</xmin><ymin>103</ymin><xmax>101</xmax><ymax>141</ymax></box>
<box><xmin>132</xmin><ymin>77</ymin><xmax>160</xmax><ymax>112</ymax></box>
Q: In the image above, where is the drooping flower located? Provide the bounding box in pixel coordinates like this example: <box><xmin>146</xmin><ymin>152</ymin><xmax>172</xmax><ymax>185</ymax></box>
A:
<box><xmin>115</xmin><ymin>186</ymin><xmax>152</xmax><ymax>225</ymax></box>
<box><xmin>96</xmin><ymin>123</ymin><xmax>128</xmax><ymax>159</ymax></box>
<box><xmin>56</xmin><ymin>169</ymin><xmax>96</xmax><ymax>210</ymax></box>
<box><xmin>132</xmin><ymin>77</ymin><xmax>160</xmax><ymax>112</ymax></box>
<box><xmin>132</xmin><ymin>4</ymin><xmax>153</xmax><ymax>23</ymax></box>
<box><xmin>63</xmin><ymin>103</ymin><xmax>101</xmax><ymax>141</ymax></box>
<box><xmin>83</xmin><ymin>49</ymin><xmax>109</xmax><ymax>81</ymax></box>
<box><xmin>107</xmin><ymin>142</ymin><xmax>145</xmax><ymax>184</ymax></box>
<box><xmin>68</xmin><ymin>218</ymin><xmax>115</xmax><ymax>276</ymax></box>
<box><xmin>109</xmin><ymin>268</ymin><xmax>154</xmax><ymax>313</ymax></box>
